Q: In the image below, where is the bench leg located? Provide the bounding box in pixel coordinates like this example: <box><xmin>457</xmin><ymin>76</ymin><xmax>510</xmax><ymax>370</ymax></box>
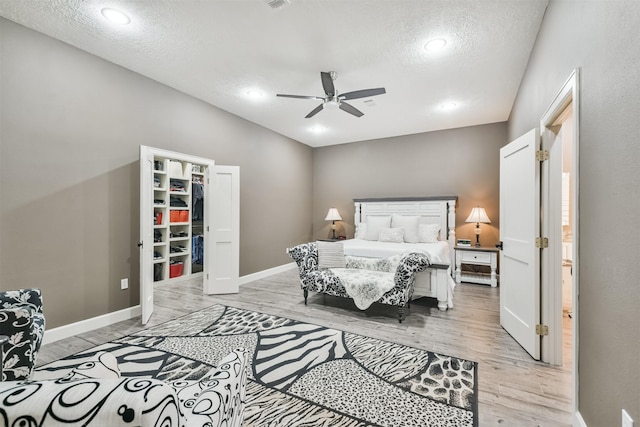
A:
<box><xmin>303</xmin><ymin>289</ymin><xmax>308</xmax><ymax>305</ymax></box>
<box><xmin>398</xmin><ymin>305</ymin><xmax>404</xmax><ymax>323</ymax></box>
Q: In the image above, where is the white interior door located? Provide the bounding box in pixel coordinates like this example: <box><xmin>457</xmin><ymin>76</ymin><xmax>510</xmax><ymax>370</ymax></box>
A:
<box><xmin>139</xmin><ymin>146</ymin><xmax>154</xmax><ymax>324</ymax></box>
<box><xmin>499</xmin><ymin>128</ymin><xmax>541</xmax><ymax>359</ymax></box>
<box><xmin>203</xmin><ymin>165</ymin><xmax>240</xmax><ymax>294</ymax></box>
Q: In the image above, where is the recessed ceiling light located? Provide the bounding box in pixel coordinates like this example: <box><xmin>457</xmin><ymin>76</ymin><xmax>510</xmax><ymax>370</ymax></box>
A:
<box><xmin>439</xmin><ymin>102</ymin><xmax>458</xmax><ymax>111</ymax></box>
<box><xmin>425</xmin><ymin>38</ymin><xmax>447</xmax><ymax>52</ymax></box>
<box><xmin>246</xmin><ymin>89</ymin><xmax>263</xmax><ymax>98</ymax></box>
<box><xmin>101</xmin><ymin>8</ymin><xmax>131</xmax><ymax>25</ymax></box>
<box><xmin>309</xmin><ymin>125</ymin><xmax>326</xmax><ymax>133</ymax></box>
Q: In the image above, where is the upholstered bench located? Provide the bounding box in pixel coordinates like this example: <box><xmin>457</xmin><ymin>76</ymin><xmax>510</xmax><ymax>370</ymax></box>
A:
<box><xmin>287</xmin><ymin>241</ymin><xmax>430</xmax><ymax>322</ymax></box>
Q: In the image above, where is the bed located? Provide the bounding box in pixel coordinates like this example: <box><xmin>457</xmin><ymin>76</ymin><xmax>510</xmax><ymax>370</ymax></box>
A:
<box><xmin>347</xmin><ymin>196</ymin><xmax>458</xmax><ymax>311</ymax></box>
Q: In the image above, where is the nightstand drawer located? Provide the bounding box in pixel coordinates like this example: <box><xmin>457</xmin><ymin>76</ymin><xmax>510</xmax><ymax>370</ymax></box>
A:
<box><xmin>459</xmin><ymin>251</ymin><xmax>492</xmax><ymax>264</ymax></box>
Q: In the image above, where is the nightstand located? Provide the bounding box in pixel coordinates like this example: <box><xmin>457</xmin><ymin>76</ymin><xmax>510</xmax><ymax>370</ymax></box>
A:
<box><xmin>454</xmin><ymin>246</ymin><xmax>499</xmax><ymax>287</ymax></box>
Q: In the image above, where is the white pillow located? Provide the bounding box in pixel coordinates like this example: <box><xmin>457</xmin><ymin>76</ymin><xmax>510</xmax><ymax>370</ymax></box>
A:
<box><xmin>418</xmin><ymin>223</ymin><xmax>441</xmax><ymax>243</ymax></box>
<box><xmin>364</xmin><ymin>216</ymin><xmax>392</xmax><ymax>241</ymax></box>
<box><xmin>391</xmin><ymin>214</ymin><xmax>420</xmax><ymax>243</ymax></box>
<box><xmin>354</xmin><ymin>223</ymin><xmax>367</xmax><ymax>239</ymax></box>
<box><xmin>316</xmin><ymin>241</ymin><xmax>346</xmax><ymax>269</ymax></box>
<box><xmin>379</xmin><ymin>227</ymin><xmax>404</xmax><ymax>243</ymax></box>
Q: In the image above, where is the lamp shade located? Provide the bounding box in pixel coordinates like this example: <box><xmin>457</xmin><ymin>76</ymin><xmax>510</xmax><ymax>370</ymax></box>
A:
<box><xmin>465</xmin><ymin>207</ymin><xmax>491</xmax><ymax>224</ymax></box>
<box><xmin>325</xmin><ymin>208</ymin><xmax>342</xmax><ymax>221</ymax></box>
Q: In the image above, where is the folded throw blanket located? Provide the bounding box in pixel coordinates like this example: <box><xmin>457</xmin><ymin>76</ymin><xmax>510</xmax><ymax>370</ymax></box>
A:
<box><xmin>330</xmin><ymin>268</ymin><xmax>396</xmax><ymax>310</ymax></box>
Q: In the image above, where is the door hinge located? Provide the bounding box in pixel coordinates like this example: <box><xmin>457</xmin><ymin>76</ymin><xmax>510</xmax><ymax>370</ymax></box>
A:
<box><xmin>536</xmin><ymin>150</ymin><xmax>549</xmax><ymax>161</ymax></box>
<box><xmin>536</xmin><ymin>324</ymin><xmax>549</xmax><ymax>336</ymax></box>
<box><xmin>535</xmin><ymin>237</ymin><xmax>549</xmax><ymax>248</ymax></box>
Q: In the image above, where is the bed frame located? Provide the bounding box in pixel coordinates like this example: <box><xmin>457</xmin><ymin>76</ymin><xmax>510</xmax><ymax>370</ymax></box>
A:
<box><xmin>353</xmin><ymin>196</ymin><xmax>458</xmax><ymax>311</ymax></box>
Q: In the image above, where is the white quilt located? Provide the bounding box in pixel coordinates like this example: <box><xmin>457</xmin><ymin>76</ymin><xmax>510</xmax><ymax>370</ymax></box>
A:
<box><xmin>342</xmin><ymin>239</ymin><xmax>451</xmax><ymax>263</ymax></box>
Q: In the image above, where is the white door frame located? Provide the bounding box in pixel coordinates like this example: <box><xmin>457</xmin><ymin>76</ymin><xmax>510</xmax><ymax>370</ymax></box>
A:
<box><xmin>139</xmin><ymin>146</ymin><xmax>216</xmax><ymax>324</ymax></box>
<box><xmin>538</xmin><ymin>69</ymin><xmax>580</xmax><ymax>415</ymax></box>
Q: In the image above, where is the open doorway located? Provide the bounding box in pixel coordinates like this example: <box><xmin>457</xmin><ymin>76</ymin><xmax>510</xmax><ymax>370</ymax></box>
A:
<box><xmin>539</xmin><ymin>69</ymin><xmax>579</xmax><ymax>377</ymax></box>
<box><xmin>558</xmin><ymin>105</ymin><xmax>574</xmax><ymax>367</ymax></box>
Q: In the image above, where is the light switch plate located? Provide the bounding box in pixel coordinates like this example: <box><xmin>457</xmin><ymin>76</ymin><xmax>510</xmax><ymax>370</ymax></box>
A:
<box><xmin>121</xmin><ymin>278</ymin><xmax>129</xmax><ymax>290</ymax></box>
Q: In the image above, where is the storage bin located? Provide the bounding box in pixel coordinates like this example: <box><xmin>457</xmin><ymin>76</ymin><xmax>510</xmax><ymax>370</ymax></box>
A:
<box><xmin>154</xmin><ymin>211</ymin><xmax>163</xmax><ymax>225</ymax></box>
<box><xmin>169</xmin><ymin>262</ymin><xmax>184</xmax><ymax>278</ymax></box>
<box><xmin>170</xmin><ymin>210</ymin><xmax>181</xmax><ymax>223</ymax></box>
<box><xmin>179</xmin><ymin>210</ymin><xmax>189</xmax><ymax>222</ymax></box>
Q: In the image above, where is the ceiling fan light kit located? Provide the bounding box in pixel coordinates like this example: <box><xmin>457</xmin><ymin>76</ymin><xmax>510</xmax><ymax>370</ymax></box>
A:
<box><xmin>277</xmin><ymin>71</ymin><xmax>386</xmax><ymax>118</ymax></box>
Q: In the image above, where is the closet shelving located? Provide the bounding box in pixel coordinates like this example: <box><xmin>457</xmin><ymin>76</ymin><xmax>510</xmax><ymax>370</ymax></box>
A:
<box><xmin>151</xmin><ymin>158</ymin><xmax>205</xmax><ymax>283</ymax></box>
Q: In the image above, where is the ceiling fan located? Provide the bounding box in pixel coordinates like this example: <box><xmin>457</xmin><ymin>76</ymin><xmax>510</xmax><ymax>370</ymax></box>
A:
<box><xmin>277</xmin><ymin>71</ymin><xmax>386</xmax><ymax>118</ymax></box>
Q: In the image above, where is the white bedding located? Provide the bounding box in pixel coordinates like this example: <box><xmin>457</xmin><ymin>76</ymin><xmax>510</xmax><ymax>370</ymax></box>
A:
<box><xmin>342</xmin><ymin>239</ymin><xmax>451</xmax><ymax>264</ymax></box>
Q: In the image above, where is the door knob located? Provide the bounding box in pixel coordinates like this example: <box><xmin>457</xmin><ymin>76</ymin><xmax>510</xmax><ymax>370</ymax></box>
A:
<box><xmin>495</xmin><ymin>241</ymin><xmax>503</xmax><ymax>250</ymax></box>
<box><xmin>137</xmin><ymin>241</ymin><xmax>143</xmax><ymax>248</ymax></box>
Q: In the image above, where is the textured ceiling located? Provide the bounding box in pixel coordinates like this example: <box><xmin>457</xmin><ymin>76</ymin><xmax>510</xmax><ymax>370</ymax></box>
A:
<box><xmin>0</xmin><ymin>0</ymin><xmax>548</xmax><ymax>147</ymax></box>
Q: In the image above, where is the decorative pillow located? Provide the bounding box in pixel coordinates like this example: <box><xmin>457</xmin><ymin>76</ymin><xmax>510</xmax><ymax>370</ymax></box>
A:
<box><xmin>316</xmin><ymin>241</ymin><xmax>346</xmax><ymax>269</ymax></box>
<box><xmin>418</xmin><ymin>223</ymin><xmax>441</xmax><ymax>243</ymax></box>
<box><xmin>378</xmin><ymin>227</ymin><xmax>404</xmax><ymax>243</ymax></box>
<box><xmin>354</xmin><ymin>223</ymin><xmax>367</xmax><ymax>239</ymax></box>
<box><xmin>364</xmin><ymin>216</ymin><xmax>392</xmax><ymax>241</ymax></box>
<box><xmin>391</xmin><ymin>214</ymin><xmax>420</xmax><ymax>243</ymax></box>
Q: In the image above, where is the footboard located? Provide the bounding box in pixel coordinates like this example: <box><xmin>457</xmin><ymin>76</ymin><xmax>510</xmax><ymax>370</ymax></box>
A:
<box><xmin>414</xmin><ymin>264</ymin><xmax>452</xmax><ymax>311</ymax></box>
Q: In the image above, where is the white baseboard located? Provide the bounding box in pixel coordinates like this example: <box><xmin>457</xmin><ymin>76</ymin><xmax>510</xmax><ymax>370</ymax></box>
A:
<box><xmin>574</xmin><ymin>410</ymin><xmax>587</xmax><ymax>427</ymax></box>
<box><xmin>239</xmin><ymin>262</ymin><xmax>297</xmax><ymax>285</ymax></box>
<box><xmin>42</xmin><ymin>263</ymin><xmax>296</xmax><ymax>345</ymax></box>
<box><xmin>43</xmin><ymin>305</ymin><xmax>141</xmax><ymax>346</ymax></box>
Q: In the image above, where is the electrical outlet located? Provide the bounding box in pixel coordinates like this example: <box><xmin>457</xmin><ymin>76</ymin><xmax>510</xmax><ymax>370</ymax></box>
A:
<box><xmin>120</xmin><ymin>278</ymin><xmax>129</xmax><ymax>290</ymax></box>
<box><xmin>623</xmin><ymin>409</ymin><xmax>634</xmax><ymax>427</ymax></box>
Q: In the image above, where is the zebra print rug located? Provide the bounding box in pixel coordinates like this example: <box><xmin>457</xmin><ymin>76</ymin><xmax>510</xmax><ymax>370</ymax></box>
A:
<box><xmin>36</xmin><ymin>304</ymin><xmax>478</xmax><ymax>426</ymax></box>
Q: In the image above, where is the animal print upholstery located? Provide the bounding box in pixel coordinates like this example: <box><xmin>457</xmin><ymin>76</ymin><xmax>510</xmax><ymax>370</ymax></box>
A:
<box><xmin>0</xmin><ymin>288</ymin><xmax>46</xmax><ymax>380</ymax></box>
<box><xmin>287</xmin><ymin>243</ymin><xmax>429</xmax><ymax>321</ymax></box>
<box><xmin>0</xmin><ymin>348</ymin><xmax>249</xmax><ymax>427</ymax></box>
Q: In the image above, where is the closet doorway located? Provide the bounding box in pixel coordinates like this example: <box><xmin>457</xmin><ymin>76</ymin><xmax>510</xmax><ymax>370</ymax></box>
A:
<box><xmin>540</xmin><ymin>69</ymin><xmax>579</xmax><ymax>368</ymax></box>
<box><xmin>139</xmin><ymin>146</ymin><xmax>239</xmax><ymax>324</ymax></box>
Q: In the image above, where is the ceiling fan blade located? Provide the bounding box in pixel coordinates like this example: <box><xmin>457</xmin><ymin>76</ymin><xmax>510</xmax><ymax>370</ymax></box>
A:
<box><xmin>277</xmin><ymin>94</ymin><xmax>324</xmax><ymax>100</ymax></box>
<box><xmin>339</xmin><ymin>101</ymin><xmax>364</xmax><ymax>117</ymax></box>
<box><xmin>339</xmin><ymin>87</ymin><xmax>386</xmax><ymax>100</ymax></box>
<box><xmin>321</xmin><ymin>72</ymin><xmax>335</xmax><ymax>97</ymax></box>
<box><xmin>305</xmin><ymin>104</ymin><xmax>324</xmax><ymax>118</ymax></box>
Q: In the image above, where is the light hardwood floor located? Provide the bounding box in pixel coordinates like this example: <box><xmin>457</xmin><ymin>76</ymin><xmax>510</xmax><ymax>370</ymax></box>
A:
<box><xmin>38</xmin><ymin>269</ymin><xmax>573</xmax><ymax>426</ymax></box>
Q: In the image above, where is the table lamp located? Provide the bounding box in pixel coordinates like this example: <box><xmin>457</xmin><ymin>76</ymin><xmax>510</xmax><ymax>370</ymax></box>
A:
<box><xmin>325</xmin><ymin>207</ymin><xmax>342</xmax><ymax>240</ymax></box>
<box><xmin>465</xmin><ymin>206</ymin><xmax>491</xmax><ymax>247</ymax></box>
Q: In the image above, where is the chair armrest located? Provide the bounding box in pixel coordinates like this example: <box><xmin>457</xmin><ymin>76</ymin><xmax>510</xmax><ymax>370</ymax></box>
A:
<box><xmin>175</xmin><ymin>348</ymin><xmax>249</xmax><ymax>427</ymax></box>
<box><xmin>0</xmin><ymin>288</ymin><xmax>43</xmax><ymax>314</ymax></box>
<box><xmin>0</xmin><ymin>308</ymin><xmax>34</xmax><ymax>380</ymax></box>
<box><xmin>0</xmin><ymin>377</ymin><xmax>181</xmax><ymax>425</ymax></box>
<box><xmin>286</xmin><ymin>243</ymin><xmax>318</xmax><ymax>268</ymax></box>
<box><xmin>287</xmin><ymin>242</ymin><xmax>320</xmax><ymax>283</ymax></box>
<box><xmin>389</xmin><ymin>252</ymin><xmax>430</xmax><ymax>302</ymax></box>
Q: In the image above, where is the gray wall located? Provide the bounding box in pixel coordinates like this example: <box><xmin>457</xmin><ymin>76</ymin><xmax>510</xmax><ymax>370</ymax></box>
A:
<box><xmin>312</xmin><ymin>123</ymin><xmax>506</xmax><ymax>248</ymax></box>
<box><xmin>508</xmin><ymin>1</ymin><xmax>640</xmax><ymax>424</ymax></box>
<box><xmin>0</xmin><ymin>18</ymin><xmax>313</xmax><ymax>328</ymax></box>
